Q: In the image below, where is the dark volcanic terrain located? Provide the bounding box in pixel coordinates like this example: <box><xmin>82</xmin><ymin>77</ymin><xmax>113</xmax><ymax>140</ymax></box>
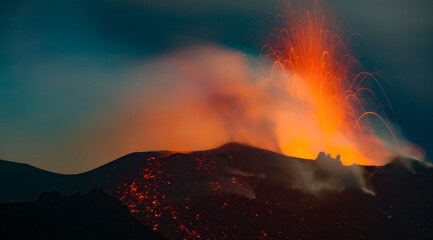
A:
<box><xmin>0</xmin><ymin>189</ymin><xmax>167</xmax><ymax>240</ymax></box>
<box><xmin>1</xmin><ymin>143</ymin><xmax>433</xmax><ymax>239</ymax></box>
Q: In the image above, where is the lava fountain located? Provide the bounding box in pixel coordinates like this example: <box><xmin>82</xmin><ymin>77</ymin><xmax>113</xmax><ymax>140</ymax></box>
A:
<box><xmin>262</xmin><ymin>1</ymin><xmax>399</xmax><ymax>165</ymax></box>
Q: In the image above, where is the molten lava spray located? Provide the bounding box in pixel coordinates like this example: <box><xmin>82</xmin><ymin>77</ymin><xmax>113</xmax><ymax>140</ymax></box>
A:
<box><xmin>261</xmin><ymin>1</ymin><xmax>399</xmax><ymax>165</ymax></box>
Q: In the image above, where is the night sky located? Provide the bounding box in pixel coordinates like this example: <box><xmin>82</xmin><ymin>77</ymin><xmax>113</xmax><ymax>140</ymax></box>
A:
<box><xmin>0</xmin><ymin>0</ymin><xmax>432</xmax><ymax>173</ymax></box>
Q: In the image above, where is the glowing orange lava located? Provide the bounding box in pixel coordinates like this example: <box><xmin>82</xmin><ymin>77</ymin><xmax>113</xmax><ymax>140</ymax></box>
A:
<box><xmin>262</xmin><ymin>1</ymin><xmax>397</xmax><ymax>165</ymax></box>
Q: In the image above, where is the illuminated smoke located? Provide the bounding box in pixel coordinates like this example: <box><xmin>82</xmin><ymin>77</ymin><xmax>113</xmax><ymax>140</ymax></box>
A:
<box><xmin>103</xmin><ymin>41</ymin><xmax>415</xmax><ymax>166</ymax></box>
<box><xmin>77</xmin><ymin>2</ymin><xmax>424</xmax><ymax>167</ymax></box>
<box><xmin>105</xmin><ymin>45</ymin><xmax>283</xmax><ymax>155</ymax></box>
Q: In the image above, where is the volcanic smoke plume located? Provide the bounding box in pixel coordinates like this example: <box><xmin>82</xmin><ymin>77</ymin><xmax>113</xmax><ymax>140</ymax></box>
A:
<box><xmin>73</xmin><ymin>1</ymin><xmax>424</xmax><ymax>168</ymax></box>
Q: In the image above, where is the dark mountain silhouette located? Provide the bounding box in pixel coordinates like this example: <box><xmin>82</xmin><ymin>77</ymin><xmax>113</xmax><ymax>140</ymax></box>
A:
<box><xmin>0</xmin><ymin>189</ymin><xmax>167</xmax><ymax>240</ymax></box>
<box><xmin>1</xmin><ymin>142</ymin><xmax>433</xmax><ymax>239</ymax></box>
<box><xmin>0</xmin><ymin>151</ymin><xmax>164</xmax><ymax>202</ymax></box>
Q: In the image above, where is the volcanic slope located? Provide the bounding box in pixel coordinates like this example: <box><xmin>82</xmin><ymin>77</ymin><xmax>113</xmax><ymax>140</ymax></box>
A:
<box><xmin>1</xmin><ymin>143</ymin><xmax>433</xmax><ymax>239</ymax></box>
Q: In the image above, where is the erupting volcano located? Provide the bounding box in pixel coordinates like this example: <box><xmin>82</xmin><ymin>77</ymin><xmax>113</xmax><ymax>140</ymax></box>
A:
<box><xmin>0</xmin><ymin>0</ymin><xmax>431</xmax><ymax>240</ymax></box>
<box><xmin>110</xmin><ymin>1</ymin><xmax>430</xmax><ymax>239</ymax></box>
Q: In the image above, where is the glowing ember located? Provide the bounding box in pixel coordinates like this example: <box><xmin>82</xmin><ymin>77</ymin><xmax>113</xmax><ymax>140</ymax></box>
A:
<box><xmin>117</xmin><ymin>153</ymin><xmax>223</xmax><ymax>239</ymax></box>
<box><xmin>115</xmin><ymin>145</ymin><xmax>431</xmax><ymax>239</ymax></box>
<box><xmin>262</xmin><ymin>1</ymin><xmax>397</xmax><ymax>165</ymax></box>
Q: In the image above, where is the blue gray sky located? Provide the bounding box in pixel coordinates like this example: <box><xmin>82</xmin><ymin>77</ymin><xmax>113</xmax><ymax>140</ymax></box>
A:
<box><xmin>0</xmin><ymin>0</ymin><xmax>432</xmax><ymax>173</ymax></box>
